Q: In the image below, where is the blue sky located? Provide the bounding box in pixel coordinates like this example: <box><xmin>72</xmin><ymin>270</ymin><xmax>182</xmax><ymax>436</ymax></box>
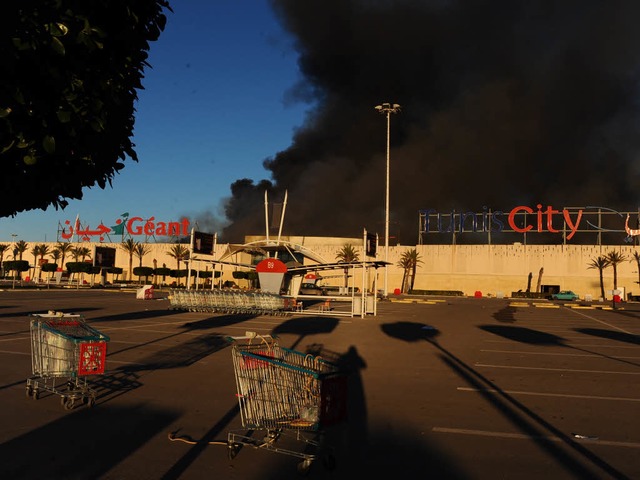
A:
<box><xmin>0</xmin><ymin>0</ymin><xmax>307</xmax><ymax>243</ymax></box>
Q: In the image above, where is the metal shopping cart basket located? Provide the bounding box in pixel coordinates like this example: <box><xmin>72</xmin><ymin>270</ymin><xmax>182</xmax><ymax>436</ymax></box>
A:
<box><xmin>226</xmin><ymin>332</ymin><xmax>347</xmax><ymax>475</ymax></box>
<box><xmin>26</xmin><ymin>311</ymin><xmax>110</xmax><ymax>410</ymax></box>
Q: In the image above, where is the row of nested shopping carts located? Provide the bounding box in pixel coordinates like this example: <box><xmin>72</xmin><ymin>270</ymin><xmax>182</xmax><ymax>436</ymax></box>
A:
<box><xmin>169</xmin><ymin>289</ymin><xmax>291</xmax><ymax>315</ymax></box>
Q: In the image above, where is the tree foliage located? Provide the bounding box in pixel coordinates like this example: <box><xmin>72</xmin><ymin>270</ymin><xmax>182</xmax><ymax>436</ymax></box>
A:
<box><xmin>0</xmin><ymin>244</ymin><xmax>9</xmax><ymax>265</ymax></box>
<box><xmin>167</xmin><ymin>244</ymin><xmax>189</xmax><ymax>270</ymax></box>
<box><xmin>41</xmin><ymin>262</ymin><xmax>59</xmax><ymax>273</ymax></box>
<box><xmin>133</xmin><ymin>266</ymin><xmax>154</xmax><ymax>283</ymax></box>
<box><xmin>631</xmin><ymin>252</ymin><xmax>640</xmax><ymax>289</ymax></box>
<box><xmin>588</xmin><ymin>255</ymin><xmax>610</xmax><ymax>300</ymax></box>
<box><xmin>54</xmin><ymin>242</ymin><xmax>73</xmax><ymax>269</ymax></box>
<box><xmin>397</xmin><ymin>249</ymin><xmax>423</xmax><ymax>293</ymax></box>
<box><xmin>0</xmin><ymin>0</ymin><xmax>172</xmax><ymax>217</ymax></box>
<box><xmin>3</xmin><ymin>260</ymin><xmax>30</xmax><ymax>273</ymax></box>
<box><xmin>335</xmin><ymin>244</ymin><xmax>359</xmax><ymax>263</ymax></box>
<box><xmin>605</xmin><ymin>250</ymin><xmax>626</xmax><ymax>291</ymax></box>
<box><xmin>13</xmin><ymin>240</ymin><xmax>28</xmax><ymax>260</ymax></box>
<box><xmin>336</xmin><ymin>244</ymin><xmax>359</xmax><ymax>288</ymax></box>
<box><xmin>66</xmin><ymin>261</ymin><xmax>93</xmax><ymax>274</ymax></box>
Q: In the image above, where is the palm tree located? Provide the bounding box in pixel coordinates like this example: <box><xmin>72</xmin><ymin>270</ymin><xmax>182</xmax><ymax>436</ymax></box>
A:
<box><xmin>398</xmin><ymin>252</ymin><xmax>412</xmax><ymax>293</ymax></box>
<box><xmin>31</xmin><ymin>244</ymin><xmax>50</xmax><ymax>281</ymax></box>
<box><xmin>31</xmin><ymin>245</ymin><xmax>39</xmax><ymax>275</ymax></box>
<box><xmin>409</xmin><ymin>249</ymin><xmax>423</xmax><ymax>292</ymax></box>
<box><xmin>55</xmin><ymin>242</ymin><xmax>74</xmax><ymax>271</ymax></box>
<box><xmin>50</xmin><ymin>249</ymin><xmax>61</xmax><ymax>282</ymax></box>
<box><xmin>167</xmin><ymin>244</ymin><xmax>189</xmax><ymax>271</ymax></box>
<box><xmin>120</xmin><ymin>239</ymin><xmax>138</xmax><ymax>281</ymax></box>
<box><xmin>12</xmin><ymin>240</ymin><xmax>28</xmax><ymax>280</ymax></box>
<box><xmin>605</xmin><ymin>250</ymin><xmax>627</xmax><ymax>291</ymax></box>
<box><xmin>134</xmin><ymin>243</ymin><xmax>151</xmax><ymax>268</ymax></box>
<box><xmin>69</xmin><ymin>246</ymin><xmax>82</xmax><ymax>261</ymax></box>
<box><xmin>535</xmin><ymin>267</ymin><xmax>544</xmax><ymax>293</ymax></box>
<box><xmin>588</xmin><ymin>256</ymin><xmax>610</xmax><ymax>300</ymax></box>
<box><xmin>67</xmin><ymin>246</ymin><xmax>91</xmax><ymax>286</ymax></box>
<box><xmin>75</xmin><ymin>246</ymin><xmax>92</xmax><ymax>261</ymax></box>
<box><xmin>0</xmin><ymin>244</ymin><xmax>9</xmax><ymax>277</ymax></box>
<box><xmin>631</xmin><ymin>251</ymin><xmax>640</xmax><ymax>290</ymax></box>
<box><xmin>37</xmin><ymin>243</ymin><xmax>50</xmax><ymax>265</ymax></box>
<box><xmin>397</xmin><ymin>248</ymin><xmax>423</xmax><ymax>293</ymax></box>
<box><xmin>50</xmin><ymin>248</ymin><xmax>61</xmax><ymax>265</ymax></box>
<box><xmin>14</xmin><ymin>240</ymin><xmax>28</xmax><ymax>260</ymax></box>
<box><xmin>336</xmin><ymin>244</ymin><xmax>359</xmax><ymax>288</ymax></box>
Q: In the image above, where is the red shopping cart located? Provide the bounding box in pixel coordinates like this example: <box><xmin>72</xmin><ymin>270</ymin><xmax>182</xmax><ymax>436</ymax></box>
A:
<box><xmin>226</xmin><ymin>332</ymin><xmax>347</xmax><ymax>475</ymax></box>
<box><xmin>26</xmin><ymin>311</ymin><xmax>110</xmax><ymax>410</ymax></box>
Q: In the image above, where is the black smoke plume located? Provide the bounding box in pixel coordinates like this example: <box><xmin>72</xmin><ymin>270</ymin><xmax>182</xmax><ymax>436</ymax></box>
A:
<box><xmin>220</xmin><ymin>0</ymin><xmax>640</xmax><ymax>244</ymax></box>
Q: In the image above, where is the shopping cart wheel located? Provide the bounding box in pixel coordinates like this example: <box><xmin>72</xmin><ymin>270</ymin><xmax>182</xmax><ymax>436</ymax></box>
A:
<box><xmin>25</xmin><ymin>386</ymin><xmax>32</xmax><ymax>398</ymax></box>
<box><xmin>62</xmin><ymin>396</ymin><xmax>75</xmax><ymax>410</ymax></box>
<box><xmin>32</xmin><ymin>389</ymin><xmax>40</xmax><ymax>400</ymax></box>
<box><xmin>227</xmin><ymin>443</ymin><xmax>239</xmax><ymax>460</ymax></box>
<box><xmin>263</xmin><ymin>429</ymin><xmax>281</xmax><ymax>443</ymax></box>
<box><xmin>84</xmin><ymin>396</ymin><xmax>96</xmax><ymax>408</ymax></box>
<box><xmin>297</xmin><ymin>459</ymin><xmax>313</xmax><ymax>476</ymax></box>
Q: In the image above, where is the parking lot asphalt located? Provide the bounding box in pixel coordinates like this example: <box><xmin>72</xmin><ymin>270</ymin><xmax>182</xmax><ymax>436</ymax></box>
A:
<box><xmin>0</xmin><ymin>289</ymin><xmax>639</xmax><ymax>480</ymax></box>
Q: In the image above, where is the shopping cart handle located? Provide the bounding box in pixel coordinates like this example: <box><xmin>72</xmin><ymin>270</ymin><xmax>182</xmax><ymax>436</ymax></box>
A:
<box><xmin>226</xmin><ymin>331</ymin><xmax>277</xmax><ymax>342</ymax></box>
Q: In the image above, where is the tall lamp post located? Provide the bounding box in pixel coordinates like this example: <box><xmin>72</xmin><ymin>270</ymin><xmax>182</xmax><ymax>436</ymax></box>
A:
<box><xmin>10</xmin><ymin>233</ymin><xmax>17</xmax><ymax>289</ymax></box>
<box><xmin>375</xmin><ymin>102</ymin><xmax>401</xmax><ymax>298</ymax></box>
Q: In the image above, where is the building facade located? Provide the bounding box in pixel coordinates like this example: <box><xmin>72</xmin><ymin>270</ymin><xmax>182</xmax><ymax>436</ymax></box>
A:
<box><xmin>3</xmin><ymin>237</ymin><xmax>638</xmax><ymax>300</ymax></box>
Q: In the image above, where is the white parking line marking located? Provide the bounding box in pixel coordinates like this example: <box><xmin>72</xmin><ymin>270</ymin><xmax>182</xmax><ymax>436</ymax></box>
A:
<box><xmin>109</xmin><ymin>339</ymin><xmax>183</xmax><ymax>347</ymax></box>
<box><xmin>480</xmin><ymin>349</ymin><xmax>640</xmax><ymax>359</ymax></box>
<box><xmin>568</xmin><ymin>308</ymin><xmax>633</xmax><ymax>334</ymax></box>
<box><xmin>95</xmin><ymin>319</ymin><xmax>284</xmax><ymax>332</ymax></box>
<box><xmin>483</xmin><ymin>340</ymin><xmax>640</xmax><ymax>349</ymax></box>
<box><xmin>0</xmin><ymin>336</ymin><xmax>30</xmax><ymax>343</ymax></box>
<box><xmin>457</xmin><ymin>386</ymin><xmax>640</xmax><ymax>402</ymax></box>
<box><xmin>475</xmin><ymin>363</ymin><xmax>640</xmax><ymax>375</ymax></box>
<box><xmin>0</xmin><ymin>349</ymin><xmax>29</xmax><ymax>356</ymax></box>
<box><xmin>432</xmin><ymin>427</ymin><xmax>640</xmax><ymax>448</ymax></box>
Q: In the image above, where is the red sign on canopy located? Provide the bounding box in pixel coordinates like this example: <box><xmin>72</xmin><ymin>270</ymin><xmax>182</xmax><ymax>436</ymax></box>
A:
<box><xmin>255</xmin><ymin>258</ymin><xmax>288</xmax><ymax>273</ymax></box>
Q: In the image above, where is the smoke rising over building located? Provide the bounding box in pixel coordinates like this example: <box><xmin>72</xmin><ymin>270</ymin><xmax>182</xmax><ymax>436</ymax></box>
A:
<box><xmin>218</xmin><ymin>0</ymin><xmax>640</xmax><ymax>244</ymax></box>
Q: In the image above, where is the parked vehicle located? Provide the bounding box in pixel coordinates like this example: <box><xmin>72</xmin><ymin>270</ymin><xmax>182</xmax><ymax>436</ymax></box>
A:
<box><xmin>551</xmin><ymin>290</ymin><xmax>579</xmax><ymax>301</ymax></box>
<box><xmin>298</xmin><ymin>283</ymin><xmax>327</xmax><ymax>295</ymax></box>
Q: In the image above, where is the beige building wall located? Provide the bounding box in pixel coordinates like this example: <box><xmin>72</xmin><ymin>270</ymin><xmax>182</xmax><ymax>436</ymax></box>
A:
<box><xmin>8</xmin><ymin>239</ymin><xmax>640</xmax><ymax>300</ymax></box>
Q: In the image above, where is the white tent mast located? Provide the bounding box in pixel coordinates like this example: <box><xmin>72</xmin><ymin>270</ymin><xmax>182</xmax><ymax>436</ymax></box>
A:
<box><xmin>277</xmin><ymin>190</ymin><xmax>288</xmax><ymax>245</ymax></box>
<box><xmin>264</xmin><ymin>190</ymin><xmax>270</xmax><ymax>242</ymax></box>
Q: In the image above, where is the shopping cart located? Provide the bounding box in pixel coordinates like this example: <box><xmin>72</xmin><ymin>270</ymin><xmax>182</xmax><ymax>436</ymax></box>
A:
<box><xmin>226</xmin><ymin>332</ymin><xmax>347</xmax><ymax>475</ymax></box>
<box><xmin>26</xmin><ymin>311</ymin><xmax>110</xmax><ymax>410</ymax></box>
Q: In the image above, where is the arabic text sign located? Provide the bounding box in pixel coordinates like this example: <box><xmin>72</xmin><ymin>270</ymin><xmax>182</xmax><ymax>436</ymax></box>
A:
<box><xmin>61</xmin><ymin>216</ymin><xmax>190</xmax><ymax>240</ymax></box>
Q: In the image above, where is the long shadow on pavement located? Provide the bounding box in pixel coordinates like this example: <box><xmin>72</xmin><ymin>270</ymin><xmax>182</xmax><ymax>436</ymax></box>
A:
<box><xmin>1</xmin><ymin>403</ymin><xmax>179</xmax><ymax>480</ymax></box>
<box><xmin>382</xmin><ymin>321</ymin><xmax>630</xmax><ymax>480</ymax></box>
<box><xmin>93</xmin><ymin>317</ymin><xmax>238</xmax><ymax>404</ymax></box>
<box><xmin>482</xmin><ymin>325</ymin><xmax>640</xmax><ymax>369</ymax></box>
<box><xmin>574</xmin><ymin>328</ymin><xmax>640</xmax><ymax>345</ymax></box>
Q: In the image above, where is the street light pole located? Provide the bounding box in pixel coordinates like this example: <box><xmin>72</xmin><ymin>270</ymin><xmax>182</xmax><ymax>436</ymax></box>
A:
<box><xmin>10</xmin><ymin>233</ymin><xmax>17</xmax><ymax>290</ymax></box>
<box><xmin>375</xmin><ymin>102</ymin><xmax>401</xmax><ymax>298</ymax></box>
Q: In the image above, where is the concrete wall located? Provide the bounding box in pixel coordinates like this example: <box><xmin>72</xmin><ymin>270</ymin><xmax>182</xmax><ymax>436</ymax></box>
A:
<box><xmin>5</xmin><ymin>239</ymin><xmax>639</xmax><ymax>299</ymax></box>
<box><xmin>276</xmin><ymin>237</ymin><xmax>639</xmax><ymax>299</ymax></box>
<box><xmin>388</xmin><ymin>244</ymin><xmax>639</xmax><ymax>299</ymax></box>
